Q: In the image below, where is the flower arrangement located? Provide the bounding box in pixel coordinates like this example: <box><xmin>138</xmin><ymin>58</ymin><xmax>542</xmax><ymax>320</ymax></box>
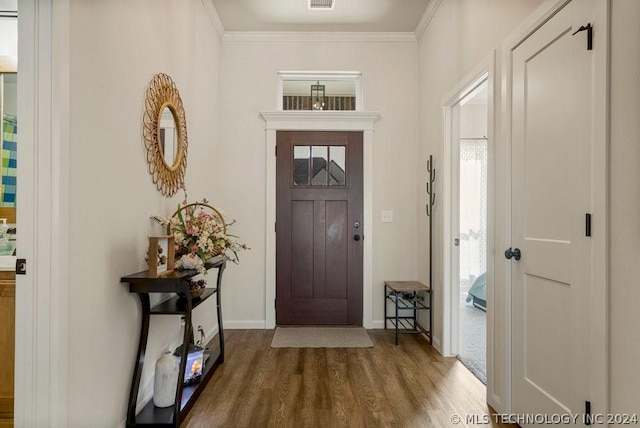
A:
<box><xmin>152</xmin><ymin>197</ymin><xmax>248</xmax><ymax>274</ymax></box>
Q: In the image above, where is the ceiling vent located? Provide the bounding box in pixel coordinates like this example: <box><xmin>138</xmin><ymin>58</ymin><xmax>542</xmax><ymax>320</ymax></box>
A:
<box><xmin>308</xmin><ymin>0</ymin><xmax>335</xmax><ymax>10</ymax></box>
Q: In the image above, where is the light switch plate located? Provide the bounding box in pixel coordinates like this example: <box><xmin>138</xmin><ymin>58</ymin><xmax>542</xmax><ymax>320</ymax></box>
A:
<box><xmin>381</xmin><ymin>210</ymin><xmax>393</xmax><ymax>223</ymax></box>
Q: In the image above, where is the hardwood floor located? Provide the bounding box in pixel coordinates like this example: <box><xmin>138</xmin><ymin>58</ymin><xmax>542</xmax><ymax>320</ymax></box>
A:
<box><xmin>183</xmin><ymin>329</ymin><xmax>514</xmax><ymax>428</ymax></box>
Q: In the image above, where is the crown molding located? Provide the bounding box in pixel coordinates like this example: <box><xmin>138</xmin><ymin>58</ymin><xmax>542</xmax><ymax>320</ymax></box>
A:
<box><xmin>414</xmin><ymin>0</ymin><xmax>443</xmax><ymax>41</ymax></box>
<box><xmin>201</xmin><ymin>0</ymin><xmax>225</xmax><ymax>39</ymax></box>
<box><xmin>260</xmin><ymin>110</ymin><xmax>380</xmax><ymax>130</ymax></box>
<box><xmin>223</xmin><ymin>31</ymin><xmax>417</xmax><ymax>43</ymax></box>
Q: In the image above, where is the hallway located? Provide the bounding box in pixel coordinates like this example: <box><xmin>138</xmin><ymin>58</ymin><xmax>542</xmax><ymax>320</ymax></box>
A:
<box><xmin>183</xmin><ymin>330</ymin><xmax>514</xmax><ymax>427</ymax></box>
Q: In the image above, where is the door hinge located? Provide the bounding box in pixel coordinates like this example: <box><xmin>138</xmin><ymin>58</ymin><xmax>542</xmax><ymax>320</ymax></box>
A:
<box><xmin>584</xmin><ymin>401</ymin><xmax>592</xmax><ymax>425</ymax></box>
<box><xmin>274</xmin><ymin>299</ymin><xmax>277</xmax><ymax>309</ymax></box>
<box><xmin>275</xmin><ymin>146</ymin><xmax>278</xmax><ymax>156</ymax></box>
<box><xmin>586</xmin><ymin>213</ymin><xmax>591</xmax><ymax>237</ymax></box>
<box><xmin>16</xmin><ymin>258</ymin><xmax>26</xmax><ymax>275</ymax></box>
<box><xmin>275</xmin><ymin>222</ymin><xmax>277</xmax><ymax>233</ymax></box>
<box><xmin>572</xmin><ymin>23</ymin><xmax>593</xmax><ymax>50</ymax></box>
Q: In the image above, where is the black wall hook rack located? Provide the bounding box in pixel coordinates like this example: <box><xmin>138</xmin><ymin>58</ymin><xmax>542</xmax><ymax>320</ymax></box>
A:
<box><xmin>426</xmin><ymin>155</ymin><xmax>436</xmax><ymax>336</ymax></box>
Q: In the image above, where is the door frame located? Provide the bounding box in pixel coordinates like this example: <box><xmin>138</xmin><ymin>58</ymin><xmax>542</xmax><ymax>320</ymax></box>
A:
<box><xmin>260</xmin><ymin>111</ymin><xmax>379</xmax><ymax>329</ymax></box>
<box><xmin>16</xmin><ymin>0</ymin><xmax>70</xmax><ymax>426</ymax></box>
<box><xmin>501</xmin><ymin>0</ymin><xmax>609</xmax><ymax>416</ymax></box>
<box><xmin>442</xmin><ymin>52</ymin><xmax>497</xmax><ymax>406</ymax></box>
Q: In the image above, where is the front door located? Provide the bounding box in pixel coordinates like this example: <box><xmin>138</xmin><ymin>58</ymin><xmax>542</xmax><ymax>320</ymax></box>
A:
<box><xmin>276</xmin><ymin>131</ymin><xmax>363</xmax><ymax>325</ymax></box>
<box><xmin>511</xmin><ymin>0</ymin><xmax>595</xmax><ymax>421</ymax></box>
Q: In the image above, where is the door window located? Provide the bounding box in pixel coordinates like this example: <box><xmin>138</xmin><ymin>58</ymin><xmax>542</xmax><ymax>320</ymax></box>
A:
<box><xmin>293</xmin><ymin>145</ymin><xmax>346</xmax><ymax>186</ymax></box>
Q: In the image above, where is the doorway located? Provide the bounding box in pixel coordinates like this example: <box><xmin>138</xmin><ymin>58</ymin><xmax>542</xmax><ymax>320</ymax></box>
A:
<box><xmin>442</xmin><ymin>53</ymin><xmax>496</xmax><ymax>401</ymax></box>
<box><xmin>0</xmin><ymin>7</ymin><xmax>17</xmax><ymax>426</ymax></box>
<box><xmin>275</xmin><ymin>131</ymin><xmax>363</xmax><ymax>325</ymax></box>
<box><xmin>452</xmin><ymin>80</ymin><xmax>489</xmax><ymax>384</ymax></box>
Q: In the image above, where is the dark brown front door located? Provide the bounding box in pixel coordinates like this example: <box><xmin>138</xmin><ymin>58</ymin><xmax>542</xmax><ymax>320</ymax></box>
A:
<box><xmin>276</xmin><ymin>131</ymin><xmax>363</xmax><ymax>325</ymax></box>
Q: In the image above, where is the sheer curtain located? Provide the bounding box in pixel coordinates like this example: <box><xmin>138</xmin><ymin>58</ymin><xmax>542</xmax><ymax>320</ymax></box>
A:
<box><xmin>459</xmin><ymin>138</ymin><xmax>487</xmax><ymax>289</ymax></box>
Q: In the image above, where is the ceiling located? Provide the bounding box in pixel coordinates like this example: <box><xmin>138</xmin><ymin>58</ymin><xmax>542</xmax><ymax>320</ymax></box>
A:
<box><xmin>210</xmin><ymin>0</ymin><xmax>432</xmax><ymax>32</ymax></box>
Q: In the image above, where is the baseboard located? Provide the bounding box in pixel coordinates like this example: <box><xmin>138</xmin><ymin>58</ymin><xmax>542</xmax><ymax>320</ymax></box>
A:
<box><xmin>369</xmin><ymin>320</ymin><xmax>385</xmax><ymax>329</ymax></box>
<box><xmin>488</xmin><ymin>393</ymin><xmax>502</xmax><ymax>413</ymax></box>
<box><xmin>224</xmin><ymin>320</ymin><xmax>266</xmax><ymax>329</ymax></box>
<box><xmin>432</xmin><ymin>336</ymin><xmax>443</xmax><ymax>354</ymax></box>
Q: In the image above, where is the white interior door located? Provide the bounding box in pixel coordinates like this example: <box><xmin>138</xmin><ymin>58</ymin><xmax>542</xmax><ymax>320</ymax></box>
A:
<box><xmin>511</xmin><ymin>0</ymin><xmax>595</xmax><ymax>421</ymax></box>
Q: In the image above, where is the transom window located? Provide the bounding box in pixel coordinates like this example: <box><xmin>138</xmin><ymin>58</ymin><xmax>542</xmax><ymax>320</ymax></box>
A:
<box><xmin>278</xmin><ymin>72</ymin><xmax>362</xmax><ymax>111</ymax></box>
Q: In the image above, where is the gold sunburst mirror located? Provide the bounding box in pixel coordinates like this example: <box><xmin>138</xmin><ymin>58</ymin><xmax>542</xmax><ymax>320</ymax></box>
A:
<box><xmin>143</xmin><ymin>73</ymin><xmax>188</xmax><ymax>197</ymax></box>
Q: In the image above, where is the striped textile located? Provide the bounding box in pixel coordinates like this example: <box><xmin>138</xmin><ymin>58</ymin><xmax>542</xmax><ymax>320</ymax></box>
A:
<box><xmin>2</xmin><ymin>114</ymin><xmax>17</xmax><ymax>207</ymax></box>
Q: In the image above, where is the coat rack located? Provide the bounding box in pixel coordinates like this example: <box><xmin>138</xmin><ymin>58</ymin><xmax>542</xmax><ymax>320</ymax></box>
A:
<box><xmin>426</xmin><ymin>155</ymin><xmax>436</xmax><ymax>339</ymax></box>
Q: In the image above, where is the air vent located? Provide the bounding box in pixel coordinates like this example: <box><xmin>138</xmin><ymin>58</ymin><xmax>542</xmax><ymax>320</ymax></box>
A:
<box><xmin>308</xmin><ymin>0</ymin><xmax>335</xmax><ymax>10</ymax></box>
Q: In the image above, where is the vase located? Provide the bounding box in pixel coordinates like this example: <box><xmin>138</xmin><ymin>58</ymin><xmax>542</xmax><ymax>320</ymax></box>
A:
<box><xmin>153</xmin><ymin>352</ymin><xmax>179</xmax><ymax>408</ymax></box>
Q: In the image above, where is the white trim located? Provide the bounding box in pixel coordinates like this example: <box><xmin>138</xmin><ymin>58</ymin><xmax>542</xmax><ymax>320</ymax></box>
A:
<box><xmin>500</xmin><ymin>0</ymin><xmax>609</xmax><ymax>417</ymax></box>
<box><xmin>261</xmin><ymin>111</ymin><xmax>379</xmax><ymax>130</ymax></box>
<box><xmin>222</xmin><ymin>31</ymin><xmax>417</xmax><ymax>43</ymax></box>
<box><xmin>370</xmin><ymin>320</ymin><xmax>385</xmax><ymax>329</ymax></box>
<box><xmin>15</xmin><ymin>0</ymin><xmax>70</xmax><ymax>426</ymax></box>
<box><xmin>501</xmin><ymin>0</ymin><xmax>572</xmax><ymax>52</ymax></box>
<box><xmin>414</xmin><ymin>0</ymin><xmax>442</xmax><ymax>41</ymax></box>
<box><xmin>432</xmin><ymin>336</ymin><xmax>441</xmax><ymax>351</ymax></box>
<box><xmin>442</xmin><ymin>51</ymin><xmax>497</xmax><ymax>404</ymax></box>
<box><xmin>277</xmin><ymin>71</ymin><xmax>363</xmax><ymax>111</ymax></box>
<box><xmin>260</xmin><ymin>111</ymin><xmax>380</xmax><ymax>329</ymax></box>
<box><xmin>225</xmin><ymin>320</ymin><xmax>267</xmax><ymax>329</ymax></box>
<box><xmin>589</xmin><ymin>0</ymin><xmax>610</xmax><ymax>419</ymax></box>
<box><xmin>201</xmin><ymin>0</ymin><xmax>226</xmax><ymax>39</ymax></box>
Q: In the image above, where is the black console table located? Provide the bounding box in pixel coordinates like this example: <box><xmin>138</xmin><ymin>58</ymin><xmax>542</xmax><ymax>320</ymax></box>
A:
<box><xmin>121</xmin><ymin>256</ymin><xmax>226</xmax><ymax>427</ymax></box>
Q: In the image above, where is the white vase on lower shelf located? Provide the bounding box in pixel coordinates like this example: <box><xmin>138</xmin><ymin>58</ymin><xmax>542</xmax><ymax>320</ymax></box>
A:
<box><xmin>153</xmin><ymin>352</ymin><xmax>179</xmax><ymax>408</ymax></box>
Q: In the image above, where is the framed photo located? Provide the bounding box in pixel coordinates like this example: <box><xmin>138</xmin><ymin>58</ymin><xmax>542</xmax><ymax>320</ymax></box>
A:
<box><xmin>148</xmin><ymin>235</ymin><xmax>175</xmax><ymax>277</ymax></box>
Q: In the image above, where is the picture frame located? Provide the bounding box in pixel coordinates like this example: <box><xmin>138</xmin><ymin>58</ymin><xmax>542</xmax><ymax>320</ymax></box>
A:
<box><xmin>148</xmin><ymin>235</ymin><xmax>175</xmax><ymax>277</ymax></box>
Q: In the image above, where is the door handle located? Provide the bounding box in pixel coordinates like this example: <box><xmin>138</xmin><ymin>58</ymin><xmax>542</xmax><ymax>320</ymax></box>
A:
<box><xmin>505</xmin><ymin>247</ymin><xmax>521</xmax><ymax>261</ymax></box>
<box><xmin>354</xmin><ymin>234</ymin><xmax>361</xmax><ymax>241</ymax></box>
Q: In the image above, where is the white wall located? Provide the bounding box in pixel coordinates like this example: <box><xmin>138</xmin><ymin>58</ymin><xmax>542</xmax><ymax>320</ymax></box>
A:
<box><xmin>218</xmin><ymin>38</ymin><xmax>420</xmax><ymax>327</ymax></box>
<box><xmin>609</xmin><ymin>0</ymin><xmax>640</xmax><ymax>415</ymax></box>
<box><xmin>68</xmin><ymin>0</ymin><xmax>221</xmax><ymax>426</ymax></box>
<box><xmin>2</xmin><ymin>77</ymin><xmax>17</xmax><ymax>116</ymax></box>
<box><xmin>460</xmin><ymin>103</ymin><xmax>487</xmax><ymax>139</ymax></box>
<box><xmin>417</xmin><ymin>0</ymin><xmax>545</xmax><ymax>411</ymax></box>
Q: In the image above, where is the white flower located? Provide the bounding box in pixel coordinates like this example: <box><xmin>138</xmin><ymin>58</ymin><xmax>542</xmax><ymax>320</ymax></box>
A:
<box><xmin>177</xmin><ymin>253</ymin><xmax>205</xmax><ymax>274</ymax></box>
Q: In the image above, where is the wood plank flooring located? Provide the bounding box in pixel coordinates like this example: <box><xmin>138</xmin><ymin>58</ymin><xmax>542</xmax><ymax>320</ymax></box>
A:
<box><xmin>183</xmin><ymin>329</ymin><xmax>515</xmax><ymax>428</ymax></box>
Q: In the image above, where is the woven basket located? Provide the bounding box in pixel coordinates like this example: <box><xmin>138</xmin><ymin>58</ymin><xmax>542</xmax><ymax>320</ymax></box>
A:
<box><xmin>169</xmin><ymin>202</ymin><xmax>228</xmax><ymax>259</ymax></box>
<box><xmin>187</xmin><ymin>279</ymin><xmax>207</xmax><ymax>298</ymax></box>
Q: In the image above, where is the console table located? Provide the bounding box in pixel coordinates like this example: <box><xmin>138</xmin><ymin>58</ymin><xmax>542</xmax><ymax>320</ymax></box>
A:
<box><xmin>121</xmin><ymin>256</ymin><xmax>226</xmax><ymax>427</ymax></box>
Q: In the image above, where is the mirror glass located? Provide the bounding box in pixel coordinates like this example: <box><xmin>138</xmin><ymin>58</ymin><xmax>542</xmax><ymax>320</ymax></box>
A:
<box><xmin>159</xmin><ymin>106</ymin><xmax>178</xmax><ymax>168</ymax></box>
<box><xmin>143</xmin><ymin>73</ymin><xmax>187</xmax><ymax>197</ymax></box>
